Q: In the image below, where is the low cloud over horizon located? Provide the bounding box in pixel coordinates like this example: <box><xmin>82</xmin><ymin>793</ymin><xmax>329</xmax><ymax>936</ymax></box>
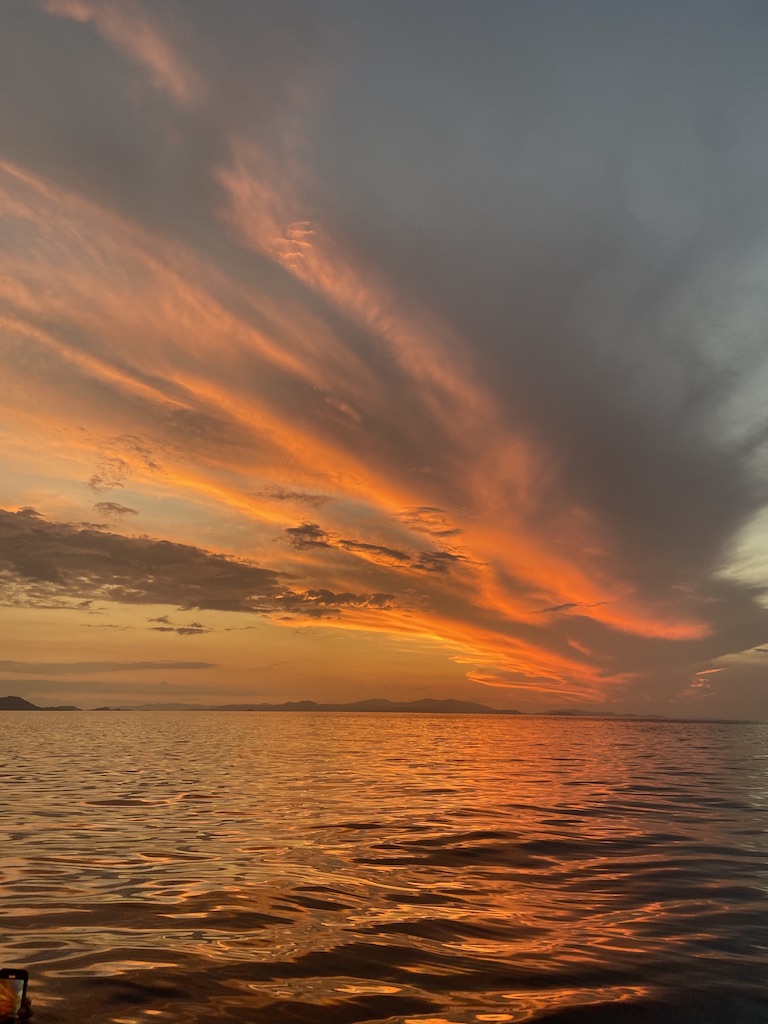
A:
<box><xmin>3</xmin><ymin>1</ymin><xmax>768</xmax><ymax>716</ymax></box>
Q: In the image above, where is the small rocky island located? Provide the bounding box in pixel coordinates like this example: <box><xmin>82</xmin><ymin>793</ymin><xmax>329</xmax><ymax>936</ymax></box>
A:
<box><xmin>0</xmin><ymin>695</ymin><xmax>80</xmax><ymax>711</ymax></box>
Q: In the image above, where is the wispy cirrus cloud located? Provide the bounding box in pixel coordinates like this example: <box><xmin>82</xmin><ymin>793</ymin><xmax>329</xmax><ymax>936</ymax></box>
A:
<box><xmin>3</xmin><ymin>2</ymin><xmax>768</xmax><ymax>715</ymax></box>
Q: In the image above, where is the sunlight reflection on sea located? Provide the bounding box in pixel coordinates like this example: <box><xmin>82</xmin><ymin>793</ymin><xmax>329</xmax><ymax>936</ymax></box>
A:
<box><xmin>2</xmin><ymin>712</ymin><xmax>767</xmax><ymax>1023</ymax></box>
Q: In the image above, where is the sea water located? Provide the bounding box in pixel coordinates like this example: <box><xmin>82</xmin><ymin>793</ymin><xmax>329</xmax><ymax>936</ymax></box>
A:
<box><xmin>1</xmin><ymin>712</ymin><xmax>767</xmax><ymax>1023</ymax></box>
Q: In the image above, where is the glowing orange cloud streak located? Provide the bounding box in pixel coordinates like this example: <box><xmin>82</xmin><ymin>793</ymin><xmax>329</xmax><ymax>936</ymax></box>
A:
<box><xmin>257</xmin><ymin>535</ymin><xmax>608</xmax><ymax>693</ymax></box>
<box><xmin>280</xmin><ymin>597</ymin><xmax>607</xmax><ymax>702</ymax></box>
<box><xmin>0</xmin><ymin>139</ymin><xmax>710</xmax><ymax>704</ymax></box>
<box><xmin>167</xmin><ymin>371</ymin><xmax>386</xmax><ymax>496</ymax></box>
<box><xmin>468</xmin><ymin>509</ymin><xmax>709</xmax><ymax>641</ymax></box>
<box><xmin>218</xmin><ymin>144</ymin><xmax>505</xmax><ymax>448</ymax></box>
<box><xmin>0</xmin><ymin>314</ymin><xmax>188</xmax><ymax>413</ymax></box>
<box><xmin>0</xmin><ymin>160</ymin><xmax>341</xmax><ymax>393</ymax></box>
<box><xmin>215</xmin><ymin>143</ymin><xmax>712</xmax><ymax>652</ymax></box>
<box><xmin>2</xmin><ymin>159</ymin><xmax>492</xmax><ymax>531</ymax></box>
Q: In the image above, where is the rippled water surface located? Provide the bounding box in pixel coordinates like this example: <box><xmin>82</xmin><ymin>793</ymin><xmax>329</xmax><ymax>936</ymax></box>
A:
<box><xmin>2</xmin><ymin>712</ymin><xmax>768</xmax><ymax>1023</ymax></box>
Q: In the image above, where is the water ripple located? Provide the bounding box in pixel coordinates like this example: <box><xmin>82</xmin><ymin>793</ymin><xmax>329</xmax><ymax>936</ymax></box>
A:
<box><xmin>2</xmin><ymin>713</ymin><xmax>767</xmax><ymax>1023</ymax></box>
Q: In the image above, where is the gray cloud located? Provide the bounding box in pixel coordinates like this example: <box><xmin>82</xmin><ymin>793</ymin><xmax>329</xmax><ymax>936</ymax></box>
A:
<box><xmin>87</xmin><ymin>455</ymin><xmax>129</xmax><ymax>492</ymax></box>
<box><xmin>412</xmin><ymin>551</ymin><xmax>463</xmax><ymax>574</ymax></box>
<box><xmin>0</xmin><ymin>508</ymin><xmax>394</xmax><ymax>623</ymax></box>
<box><xmin>275</xmin><ymin>588</ymin><xmax>394</xmax><ymax>619</ymax></box>
<box><xmin>253</xmin><ymin>486</ymin><xmax>331</xmax><ymax>508</ymax></box>
<box><xmin>147</xmin><ymin>614</ymin><xmax>212</xmax><ymax>635</ymax></box>
<box><xmin>93</xmin><ymin>501</ymin><xmax>139</xmax><ymax>518</ymax></box>
<box><xmin>284</xmin><ymin>522</ymin><xmax>333</xmax><ymax>549</ymax></box>
<box><xmin>538</xmin><ymin>601</ymin><xmax>608</xmax><ymax>614</ymax></box>
<box><xmin>337</xmin><ymin>539</ymin><xmax>410</xmax><ymax>564</ymax></box>
<box><xmin>0</xmin><ymin>507</ymin><xmax>283</xmax><ymax>611</ymax></box>
<box><xmin>0</xmin><ymin>660</ymin><xmax>214</xmax><ymax>674</ymax></box>
<box><xmin>17</xmin><ymin>507</ymin><xmax>44</xmax><ymax>519</ymax></box>
<box><xmin>284</xmin><ymin>522</ymin><xmax>461</xmax><ymax>575</ymax></box>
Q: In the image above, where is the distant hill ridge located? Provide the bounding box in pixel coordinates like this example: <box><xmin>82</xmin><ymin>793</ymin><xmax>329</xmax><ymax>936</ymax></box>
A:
<box><xmin>2</xmin><ymin>694</ymin><xmax>666</xmax><ymax>717</ymax></box>
<box><xmin>92</xmin><ymin>697</ymin><xmax>524</xmax><ymax>713</ymax></box>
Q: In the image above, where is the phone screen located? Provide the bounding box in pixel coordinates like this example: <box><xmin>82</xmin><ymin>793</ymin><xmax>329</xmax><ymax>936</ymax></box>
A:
<box><xmin>0</xmin><ymin>976</ymin><xmax>25</xmax><ymax>1020</ymax></box>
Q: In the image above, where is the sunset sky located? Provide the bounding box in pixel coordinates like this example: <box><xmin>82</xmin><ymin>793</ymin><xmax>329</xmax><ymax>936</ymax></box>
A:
<box><xmin>3</xmin><ymin>1</ymin><xmax>768</xmax><ymax>715</ymax></box>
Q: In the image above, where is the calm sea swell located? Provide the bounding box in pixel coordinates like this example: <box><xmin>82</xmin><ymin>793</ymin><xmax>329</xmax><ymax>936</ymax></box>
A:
<box><xmin>1</xmin><ymin>712</ymin><xmax>767</xmax><ymax>1023</ymax></box>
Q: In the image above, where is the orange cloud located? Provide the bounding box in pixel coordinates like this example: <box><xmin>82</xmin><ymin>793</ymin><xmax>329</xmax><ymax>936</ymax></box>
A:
<box><xmin>0</xmin><ymin>134</ymin><xmax>717</xmax><ymax>706</ymax></box>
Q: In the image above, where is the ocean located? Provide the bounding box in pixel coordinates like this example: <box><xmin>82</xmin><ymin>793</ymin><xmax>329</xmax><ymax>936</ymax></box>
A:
<box><xmin>2</xmin><ymin>711</ymin><xmax>767</xmax><ymax>1023</ymax></box>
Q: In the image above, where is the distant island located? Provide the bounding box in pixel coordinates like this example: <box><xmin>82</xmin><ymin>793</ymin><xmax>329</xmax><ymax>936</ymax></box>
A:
<box><xmin>90</xmin><ymin>697</ymin><xmax>524</xmax><ymax>713</ymax></box>
<box><xmin>0</xmin><ymin>695</ymin><xmax>81</xmax><ymax>711</ymax></box>
<box><xmin>1</xmin><ymin>694</ymin><xmax>667</xmax><ymax>718</ymax></box>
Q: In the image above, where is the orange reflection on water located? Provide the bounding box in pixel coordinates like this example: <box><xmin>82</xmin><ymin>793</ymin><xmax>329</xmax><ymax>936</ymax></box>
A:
<box><xmin>5</xmin><ymin>705</ymin><xmax>765</xmax><ymax>1024</ymax></box>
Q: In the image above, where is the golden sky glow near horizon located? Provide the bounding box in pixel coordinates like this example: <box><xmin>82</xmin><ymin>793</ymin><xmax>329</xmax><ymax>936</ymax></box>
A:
<box><xmin>3</xmin><ymin>1</ymin><xmax>768</xmax><ymax>715</ymax></box>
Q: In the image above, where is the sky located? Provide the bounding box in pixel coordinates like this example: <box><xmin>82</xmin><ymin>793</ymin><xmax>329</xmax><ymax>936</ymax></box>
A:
<box><xmin>2</xmin><ymin>1</ymin><xmax>768</xmax><ymax>716</ymax></box>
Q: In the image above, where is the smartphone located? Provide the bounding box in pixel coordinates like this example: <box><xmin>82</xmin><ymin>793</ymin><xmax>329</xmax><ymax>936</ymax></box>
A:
<box><xmin>0</xmin><ymin>970</ymin><xmax>28</xmax><ymax>1022</ymax></box>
